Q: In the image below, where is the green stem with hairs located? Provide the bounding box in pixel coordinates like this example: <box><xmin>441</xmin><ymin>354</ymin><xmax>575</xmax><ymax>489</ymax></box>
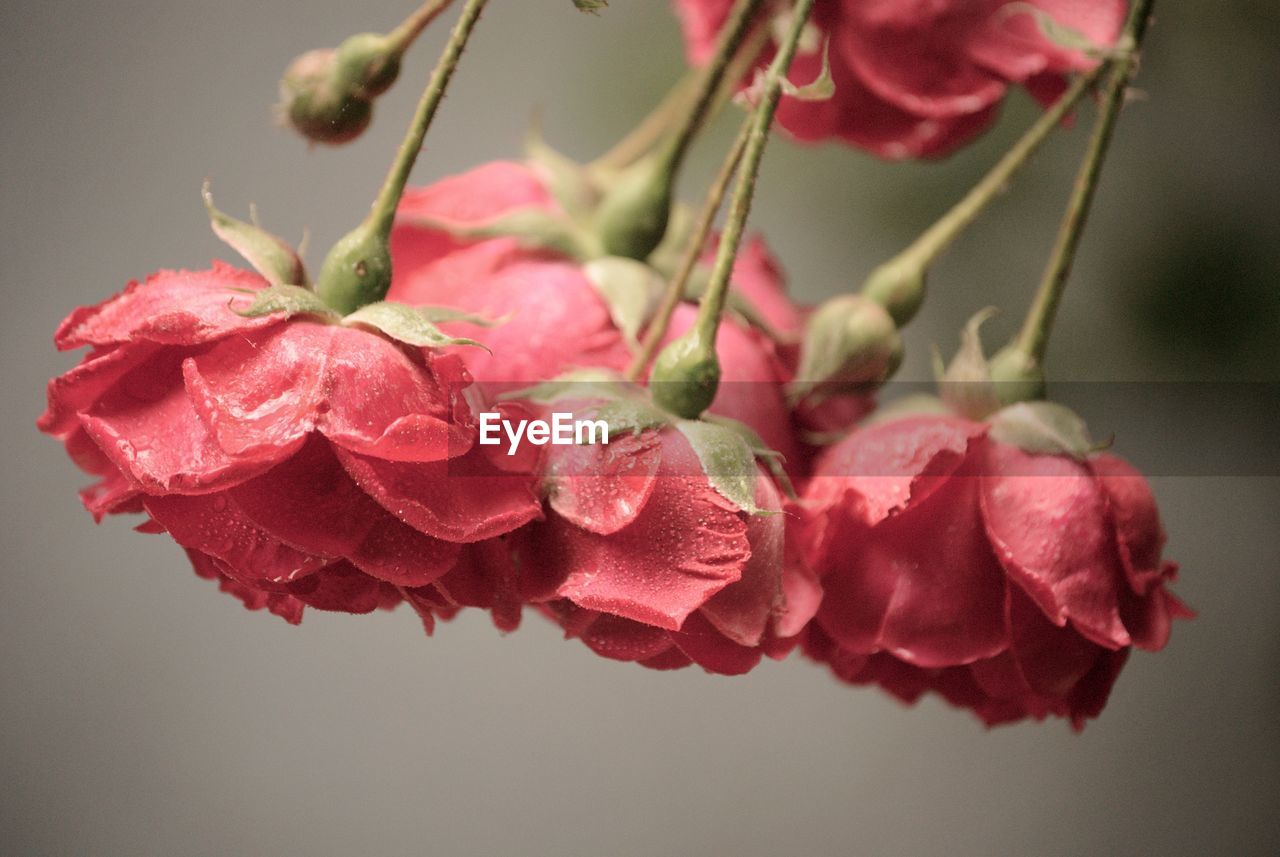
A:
<box><xmin>1011</xmin><ymin>0</ymin><xmax>1155</xmax><ymax>365</ymax></box>
<box><xmin>625</xmin><ymin>113</ymin><xmax>751</xmax><ymax>381</ymax></box>
<box><xmin>315</xmin><ymin>0</ymin><xmax>490</xmax><ymax>313</ymax></box>
<box><xmin>691</xmin><ymin>0</ymin><xmax>815</xmax><ymax>346</ymax></box>
<box><xmin>862</xmin><ymin>60</ymin><xmax>1109</xmax><ymax>324</ymax></box>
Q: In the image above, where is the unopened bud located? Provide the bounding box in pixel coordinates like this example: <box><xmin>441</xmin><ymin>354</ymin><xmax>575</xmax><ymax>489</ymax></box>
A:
<box><xmin>649</xmin><ymin>329</ymin><xmax>721</xmax><ymax>419</ymax></box>
<box><xmin>790</xmin><ymin>295</ymin><xmax>901</xmax><ymax>402</ymax></box>
<box><xmin>279</xmin><ymin>32</ymin><xmax>402</xmax><ymax>146</ymax></box>
<box><xmin>594</xmin><ymin>154</ymin><xmax>674</xmax><ymax>262</ymax></box>
<box><xmin>861</xmin><ymin>256</ymin><xmax>927</xmax><ymax>326</ymax></box>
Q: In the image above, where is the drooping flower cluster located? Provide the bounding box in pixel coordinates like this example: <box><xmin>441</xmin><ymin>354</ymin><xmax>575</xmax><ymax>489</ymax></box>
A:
<box><xmin>673</xmin><ymin>0</ymin><xmax>1127</xmax><ymax>158</ymax></box>
<box><xmin>40</xmin><ymin>0</ymin><xmax>1185</xmax><ymax>730</ymax></box>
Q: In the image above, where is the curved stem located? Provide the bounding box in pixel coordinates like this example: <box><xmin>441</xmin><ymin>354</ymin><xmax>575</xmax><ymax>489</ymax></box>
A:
<box><xmin>693</xmin><ymin>0</ymin><xmax>816</xmax><ymax>346</ymax></box>
<box><xmin>1014</xmin><ymin>0</ymin><xmax>1155</xmax><ymax>363</ymax></box>
<box><xmin>626</xmin><ymin>113</ymin><xmax>751</xmax><ymax>381</ymax></box>
<box><xmin>651</xmin><ymin>0</ymin><xmax>765</xmax><ymax>177</ymax></box>
<box><xmin>880</xmin><ymin>63</ymin><xmax>1108</xmax><ymax>279</ymax></box>
<box><xmin>387</xmin><ymin>0</ymin><xmax>455</xmax><ymax>55</ymax></box>
<box><xmin>366</xmin><ymin>0</ymin><xmax>489</xmax><ymax>238</ymax></box>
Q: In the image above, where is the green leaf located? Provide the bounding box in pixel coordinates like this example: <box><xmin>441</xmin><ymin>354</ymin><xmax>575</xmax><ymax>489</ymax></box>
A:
<box><xmin>235</xmin><ymin>284</ymin><xmax>338</xmax><ymax>320</ymax></box>
<box><xmin>343</xmin><ymin>302</ymin><xmax>488</xmax><ymax>350</ymax></box>
<box><xmin>703</xmin><ymin>414</ymin><xmax>794</xmax><ymax>499</ymax></box>
<box><xmin>204</xmin><ymin>182</ymin><xmax>307</xmax><ymax>287</ymax></box>
<box><xmin>675</xmin><ymin>419</ymin><xmax>762</xmax><ymax>514</ymax></box>
<box><xmin>989</xmin><ymin>401</ymin><xmax>1094</xmax><ymax>460</ymax></box>
<box><xmin>939</xmin><ymin>308</ymin><xmax>1001</xmax><ymax>421</ymax></box>
<box><xmin>583</xmin><ymin>256</ymin><xmax>666</xmax><ymax>350</ymax></box>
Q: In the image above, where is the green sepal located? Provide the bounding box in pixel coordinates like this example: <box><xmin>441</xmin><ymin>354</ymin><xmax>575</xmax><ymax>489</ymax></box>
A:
<box><xmin>525</xmin><ymin>117</ymin><xmax>601</xmax><ymax>221</ymax></box>
<box><xmin>675</xmin><ymin>419</ymin><xmax>764</xmax><ymax>515</ymax></box>
<box><xmin>234</xmin><ymin>284</ymin><xmax>338</xmax><ymax>320</ymax></box>
<box><xmin>342</xmin><ymin>301</ymin><xmax>489</xmax><ymax>350</ymax></box>
<box><xmin>703</xmin><ymin>414</ymin><xmax>795</xmax><ymax>500</ymax></box>
<box><xmin>403</xmin><ymin>208</ymin><xmax>597</xmax><ymax>260</ymax></box>
<box><xmin>573</xmin><ymin>0</ymin><xmax>608</xmax><ymax>13</ymax></box>
<box><xmin>583</xmin><ymin>257</ymin><xmax>666</xmax><ymax>350</ymax></box>
<box><xmin>204</xmin><ymin>183</ymin><xmax>308</xmax><ymax>287</ymax></box>
<box><xmin>939</xmin><ymin>308</ymin><xmax>1002</xmax><ymax>421</ymax></box>
<box><xmin>989</xmin><ymin>400</ymin><xmax>1094</xmax><ymax>460</ymax></box>
<box><xmin>780</xmin><ymin>39</ymin><xmax>834</xmax><ymax>101</ymax></box>
<box><xmin>586</xmin><ymin>396</ymin><xmax>672</xmax><ymax>439</ymax></box>
<box><xmin>500</xmin><ymin>369</ymin><xmax>632</xmax><ymax>405</ymax></box>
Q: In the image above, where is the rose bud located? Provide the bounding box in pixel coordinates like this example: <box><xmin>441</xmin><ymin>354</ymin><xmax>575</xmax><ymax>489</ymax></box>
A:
<box><xmin>672</xmin><ymin>0</ymin><xmax>1126</xmax><ymax>158</ymax></box>
<box><xmin>789</xmin><ymin>294</ymin><xmax>902</xmax><ymax>404</ymax></box>
<box><xmin>39</xmin><ymin>263</ymin><xmax>542</xmax><ymax>622</ymax></box>
<box><xmin>799</xmin><ymin>405</ymin><xmax>1192</xmax><ymax>728</ymax></box>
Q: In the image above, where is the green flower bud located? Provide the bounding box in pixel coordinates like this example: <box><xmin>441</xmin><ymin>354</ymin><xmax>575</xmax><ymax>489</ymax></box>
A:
<box><xmin>333</xmin><ymin>32</ymin><xmax>401</xmax><ymax>97</ymax></box>
<box><xmin>790</xmin><ymin>295</ymin><xmax>901</xmax><ymax>402</ymax></box>
<box><xmin>988</xmin><ymin>345</ymin><xmax>1047</xmax><ymax>406</ymax></box>
<box><xmin>861</xmin><ymin>256</ymin><xmax>927</xmax><ymax>326</ymax></box>
<box><xmin>314</xmin><ymin>223</ymin><xmax>393</xmax><ymax>315</ymax></box>
<box><xmin>594</xmin><ymin>155</ymin><xmax>674</xmax><ymax>262</ymax></box>
<box><xmin>649</xmin><ymin>329</ymin><xmax>721</xmax><ymax>420</ymax></box>
<box><xmin>278</xmin><ymin>33</ymin><xmax>402</xmax><ymax>147</ymax></box>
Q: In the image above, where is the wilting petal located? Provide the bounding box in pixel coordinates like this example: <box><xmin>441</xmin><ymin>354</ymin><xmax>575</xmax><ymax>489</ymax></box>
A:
<box><xmin>39</xmin><ymin>344</ymin><xmax>159</xmax><ymax>437</ymax></box>
<box><xmin>81</xmin><ymin>350</ymin><xmax>286</xmax><ymax>494</ymax></box>
<box><xmin>337</xmin><ymin>442</ymin><xmax>542</xmax><ymax>543</ymax></box>
<box><xmin>980</xmin><ymin>443</ymin><xmax>1130</xmax><ymax>649</ymax></box>
<box><xmin>185</xmin><ymin>549</ymin><xmax>306</xmax><ymax>625</ymax></box>
<box><xmin>283</xmin><ymin>562</ymin><xmax>384</xmax><ymax>614</ymax></box>
<box><xmin>698</xmin><ymin>470</ymin><xmax>785</xmax><ymax>647</ymax></box>
<box><xmin>840</xmin><ymin>3</ymin><xmax>1008</xmax><ymax>120</ymax></box>
<box><xmin>818</xmin><ymin>465</ymin><xmax>1011</xmax><ymax>667</ymax></box>
<box><xmin>530</xmin><ymin>431</ymin><xmax>750</xmax><ymax>631</ymax></box>
<box><xmin>54</xmin><ymin>263</ymin><xmax>279</xmax><ymax>350</ymax></box>
<box><xmin>229</xmin><ymin>438</ymin><xmax>460</xmax><ymax>587</ymax></box>
<box><xmin>184</xmin><ymin>321</ymin><xmax>472</xmax><ymax>463</ymax></box>
<box><xmin>671</xmin><ymin>612</ymin><xmax>764</xmax><ymax>676</ymax></box>
<box><xmin>1091</xmin><ymin>454</ymin><xmax>1169</xmax><ymax>594</ymax></box>
<box><xmin>809</xmin><ymin>415</ymin><xmax>985</xmax><ymax>526</ymax></box>
<box><xmin>147</xmin><ymin>492</ymin><xmax>328</xmax><ymax>585</ymax></box>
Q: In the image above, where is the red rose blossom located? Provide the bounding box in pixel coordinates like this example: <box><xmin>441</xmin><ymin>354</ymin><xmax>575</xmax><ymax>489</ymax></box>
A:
<box><xmin>40</xmin><ymin>264</ymin><xmax>542</xmax><ymax>622</ymax></box>
<box><xmin>524</xmin><ymin>424</ymin><xmax>819</xmax><ymax>675</ymax></box>
<box><xmin>673</xmin><ymin>0</ymin><xmax>1126</xmax><ymax>158</ymax></box>
<box><xmin>799</xmin><ymin>412</ymin><xmax>1191</xmax><ymax>727</ymax></box>
<box><xmin>388</xmin><ymin>160</ymin><xmax>812</xmax><ymax>464</ymax></box>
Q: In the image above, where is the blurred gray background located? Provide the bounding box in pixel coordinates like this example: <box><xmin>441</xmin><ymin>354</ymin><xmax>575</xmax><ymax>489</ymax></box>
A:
<box><xmin>3</xmin><ymin>1</ymin><xmax>1278</xmax><ymax>855</ymax></box>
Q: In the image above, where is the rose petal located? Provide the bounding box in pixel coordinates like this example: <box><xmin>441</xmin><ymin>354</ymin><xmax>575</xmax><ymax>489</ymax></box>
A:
<box><xmin>546</xmin><ymin>429</ymin><xmax>662</xmax><ymax>535</ymax></box>
<box><xmin>145</xmin><ymin>493</ymin><xmax>328</xmax><ymax>586</ymax></box>
<box><xmin>337</xmin><ymin>442</ymin><xmax>543</xmax><ymax>543</ymax></box>
<box><xmin>55</xmin><ymin>263</ymin><xmax>279</xmax><ymax>350</ymax></box>
<box><xmin>81</xmin><ymin>350</ymin><xmax>287</xmax><ymax>494</ymax></box>
<box><xmin>980</xmin><ymin>443</ymin><xmax>1130</xmax><ymax>649</ymax></box>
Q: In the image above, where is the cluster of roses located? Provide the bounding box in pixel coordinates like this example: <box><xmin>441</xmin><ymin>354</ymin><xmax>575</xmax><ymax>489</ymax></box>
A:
<box><xmin>39</xmin><ymin>0</ymin><xmax>1188</xmax><ymax>729</ymax></box>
